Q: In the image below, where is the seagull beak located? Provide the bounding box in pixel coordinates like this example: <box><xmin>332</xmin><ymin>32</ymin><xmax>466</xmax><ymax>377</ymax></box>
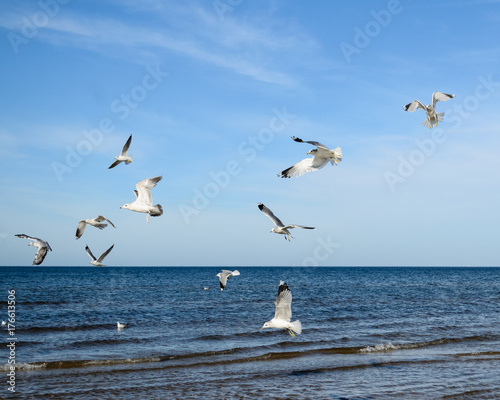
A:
<box><xmin>260</xmin><ymin>327</ymin><xmax>264</xmax><ymax>330</ymax></box>
<box><xmin>306</xmin><ymin>150</ymin><xmax>312</xmax><ymax>155</ymax></box>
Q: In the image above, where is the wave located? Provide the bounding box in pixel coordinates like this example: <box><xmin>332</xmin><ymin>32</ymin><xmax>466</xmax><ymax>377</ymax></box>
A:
<box><xmin>3</xmin><ymin>334</ymin><xmax>497</xmax><ymax>372</ymax></box>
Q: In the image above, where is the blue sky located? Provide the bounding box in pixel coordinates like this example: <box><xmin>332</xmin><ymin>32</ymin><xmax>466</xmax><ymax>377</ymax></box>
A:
<box><xmin>1</xmin><ymin>0</ymin><xmax>500</xmax><ymax>266</ymax></box>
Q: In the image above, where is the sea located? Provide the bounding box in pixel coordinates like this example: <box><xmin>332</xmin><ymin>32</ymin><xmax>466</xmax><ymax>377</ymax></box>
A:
<box><xmin>0</xmin><ymin>267</ymin><xmax>499</xmax><ymax>399</ymax></box>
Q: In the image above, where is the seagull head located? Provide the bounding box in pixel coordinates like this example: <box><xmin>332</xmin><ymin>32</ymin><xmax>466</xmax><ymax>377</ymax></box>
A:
<box><xmin>120</xmin><ymin>204</ymin><xmax>129</xmax><ymax>209</ymax></box>
<box><xmin>307</xmin><ymin>149</ymin><xmax>317</xmax><ymax>156</ymax></box>
<box><xmin>261</xmin><ymin>321</ymin><xmax>271</xmax><ymax>330</ymax></box>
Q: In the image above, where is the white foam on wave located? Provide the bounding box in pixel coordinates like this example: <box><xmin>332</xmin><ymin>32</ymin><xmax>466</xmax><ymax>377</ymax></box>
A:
<box><xmin>359</xmin><ymin>342</ymin><xmax>398</xmax><ymax>353</ymax></box>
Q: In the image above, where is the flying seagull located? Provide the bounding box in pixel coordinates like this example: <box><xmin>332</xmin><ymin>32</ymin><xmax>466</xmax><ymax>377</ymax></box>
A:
<box><xmin>216</xmin><ymin>270</ymin><xmax>240</xmax><ymax>291</ymax></box>
<box><xmin>261</xmin><ymin>280</ymin><xmax>302</xmax><ymax>337</ymax></box>
<box><xmin>85</xmin><ymin>244</ymin><xmax>114</xmax><ymax>267</ymax></box>
<box><xmin>258</xmin><ymin>203</ymin><xmax>316</xmax><ymax>241</ymax></box>
<box><xmin>109</xmin><ymin>135</ymin><xmax>133</xmax><ymax>169</ymax></box>
<box><xmin>75</xmin><ymin>215</ymin><xmax>116</xmax><ymax>239</ymax></box>
<box><xmin>403</xmin><ymin>92</ymin><xmax>456</xmax><ymax>128</ymax></box>
<box><xmin>15</xmin><ymin>234</ymin><xmax>52</xmax><ymax>265</ymax></box>
<box><xmin>279</xmin><ymin>136</ymin><xmax>342</xmax><ymax>178</ymax></box>
<box><xmin>120</xmin><ymin>176</ymin><xmax>163</xmax><ymax>222</ymax></box>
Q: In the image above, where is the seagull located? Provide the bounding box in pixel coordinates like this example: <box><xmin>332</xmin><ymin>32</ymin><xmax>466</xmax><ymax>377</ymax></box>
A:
<box><xmin>279</xmin><ymin>136</ymin><xmax>342</xmax><ymax>178</ymax></box>
<box><xmin>85</xmin><ymin>244</ymin><xmax>114</xmax><ymax>267</ymax></box>
<box><xmin>75</xmin><ymin>215</ymin><xmax>116</xmax><ymax>239</ymax></box>
<box><xmin>403</xmin><ymin>92</ymin><xmax>456</xmax><ymax>128</ymax></box>
<box><xmin>216</xmin><ymin>270</ymin><xmax>240</xmax><ymax>291</ymax></box>
<box><xmin>117</xmin><ymin>321</ymin><xmax>128</xmax><ymax>329</ymax></box>
<box><xmin>109</xmin><ymin>135</ymin><xmax>133</xmax><ymax>169</ymax></box>
<box><xmin>258</xmin><ymin>203</ymin><xmax>316</xmax><ymax>241</ymax></box>
<box><xmin>120</xmin><ymin>176</ymin><xmax>163</xmax><ymax>222</ymax></box>
<box><xmin>261</xmin><ymin>280</ymin><xmax>302</xmax><ymax>337</ymax></box>
<box><xmin>1</xmin><ymin>320</ymin><xmax>6</xmax><ymax>326</ymax></box>
<box><xmin>15</xmin><ymin>234</ymin><xmax>52</xmax><ymax>265</ymax></box>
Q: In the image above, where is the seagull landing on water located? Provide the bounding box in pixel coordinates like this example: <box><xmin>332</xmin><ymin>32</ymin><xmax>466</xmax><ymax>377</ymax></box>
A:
<box><xmin>75</xmin><ymin>215</ymin><xmax>116</xmax><ymax>239</ymax></box>
<box><xmin>85</xmin><ymin>244</ymin><xmax>114</xmax><ymax>267</ymax></box>
<box><xmin>279</xmin><ymin>136</ymin><xmax>342</xmax><ymax>178</ymax></box>
<box><xmin>109</xmin><ymin>135</ymin><xmax>133</xmax><ymax>169</ymax></box>
<box><xmin>261</xmin><ymin>281</ymin><xmax>302</xmax><ymax>337</ymax></box>
<box><xmin>216</xmin><ymin>270</ymin><xmax>240</xmax><ymax>291</ymax></box>
<box><xmin>258</xmin><ymin>203</ymin><xmax>316</xmax><ymax>241</ymax></box>
<box><xmin>403</xmin><ymin>92</ymin><xmax>455</xmax><ymax>129</ymax></box>
<box><xmin>15</xmin><ymin>234</ymin><xmax>52</xmax><ymax>265</ymax></box>
<box><xmin>120</xmin><ymin>176</ymin><xmax>163</xmax><ymax>222</ymax></box>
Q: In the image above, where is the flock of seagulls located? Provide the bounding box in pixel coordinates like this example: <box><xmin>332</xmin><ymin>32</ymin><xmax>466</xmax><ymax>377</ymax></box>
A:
<box><xmin>12</xmin><ymin>91</ymin><xmax>455</xmax><ymax>336</ymax></box>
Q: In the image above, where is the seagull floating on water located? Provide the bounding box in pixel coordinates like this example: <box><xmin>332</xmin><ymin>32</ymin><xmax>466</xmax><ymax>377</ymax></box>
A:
<box><xmin>403</xmin><ymin>92</ymin><xmax>456</xmax><ymax>128</ymax></box>
<box><xmin>1</xmin><ymin>320</ymin><xmax>6</xmax><ymax>326</ymax></box>
<box><xmin>216</xmin><ymin>270</ymin><xmax>240</xmax><ymax>291</ymax></box>
<box><xmin>109</xmin><ymin>135</ymin><xmax>133</xmax><ymax>169</ymax></box>
<box><xmin>117</xmin><ymin>321</ymin><xmax>128</xmax><ymax>329</ymax></box>
<box><xmin>279</xmin><ymin>136</ymin><xmax>342</xmax><ymax>178</ymax></box>
<box><xmin>261</xmin><ymin>280</ymin><xmax>302</xmax><ymax>337</ymax></box>
<box><xmin>258</xmin><ymin>203</ymin><xmax>315</xmax><ymax>241</ymax></box>
<box><xmin>85</xmin><ymin>244</ymin><xmax>114</xmax><ymax>267</ymax></box>
<box><xmin>121</xmin><ymin>176</ymin><xmax>163</xmax><ymax>222</ymax></box>
<box><xmin>75</xmin><ymin>215</ymin><xmax>116</xmax><ymax>239</ymax></box>
<box><xmin>15</xmin><ymin>234</ymin><xmax>52</xmax><ymax>265</ymax></box>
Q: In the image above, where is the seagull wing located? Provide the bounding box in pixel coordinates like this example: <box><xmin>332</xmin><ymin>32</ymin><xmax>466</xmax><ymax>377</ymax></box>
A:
<box><xmin>291</xmin><ymin>136</ymin><xmax>329</xmax><ymax>150</ymax></box>
<box><xmin>121</xmin><ymin>135</ymin><xmax>132</xmax><ymax>155</ymax></box>
<box><xmin>85</xmin><ymin>245</ymin><xmax>97</xmax><ymax>261</ymax></box>
<box><xmin>274</xmin><ymin>281</ymin><xmax>292</xmax><ymax>322</ymax></box>
<box><xmin>108</xmin><ymin>160</ymin><xmax>122</xmax><ymax>169</ymax></box>
<box><xmin>432</xmin><ymin>92</ymin><xmax>455</xmax><ymax>109</ymax></box>
<box><xmin>403</xmin><ymin>100</ymin><xmax>426</xmax><ymax>112</ymax></box>
<box><xmin>33</xmin><ymin>246</ymin><xmax>49</xmax><ymax>265</ymax></box>
<box><xmin>258</xmin><ymin>203</ymin><xmax>285</xmax><ymax>228</ymax></box>
<box><xmin>279</xmin><ymin>155</ymin><xmax>329</xmax><ymax>178</ymax></box>
<box><xmin>97</xmin><ymin>244</ymin><xmax>114</xmax><ymax>263</ymax></box>
<box><xmin>95</xmin><ymin>215</ymin><xmax>116</xmax><ymax>228</ymax></box>
<box><xmin>15</xmin><ymin>233</ymin><xmax>37</xmax><ymax>241</ymax></box>
<box><xmin>136</xmin><ymin>176</ymin><xmax>162</xmax><ymax>205</ymax></box>
<box><xmin>284</xmin><ymin>224</ymin><xmax>316</xmax><ymax>230</ymax></box>
<box><xmin>75</xmin><ymin>220</ymin><xmax>87</xmax><ymax>239</ymax></box>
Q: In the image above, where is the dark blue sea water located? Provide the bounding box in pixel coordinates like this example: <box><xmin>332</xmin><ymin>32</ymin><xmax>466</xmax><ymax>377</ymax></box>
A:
<box><xmin>0</xmin><ymin>267</ymin><xmax>499</xmax><ymax>399</ymax></box>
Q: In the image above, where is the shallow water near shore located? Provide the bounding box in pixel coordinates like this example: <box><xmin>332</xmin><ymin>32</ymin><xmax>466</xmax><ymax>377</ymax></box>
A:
<box><xmin>1</xmin><ymin>266</ymin><xmax>499</xmax><ymax>399</ymax></box>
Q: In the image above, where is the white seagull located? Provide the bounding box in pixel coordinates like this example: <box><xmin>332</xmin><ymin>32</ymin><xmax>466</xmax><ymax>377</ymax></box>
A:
<box><xmin>120</xmin><ymin>176</ymin><xmax>163</xmax><ymax>222</ymax></box>
<box><xmin>216</xmin><ymin>270</ymin><xmax>240</xmax><ymax>291</ymax></box>
<box><xmin>261</xmin><ymin>280</ymin><xmax>302</xmax><ymax>337</ymax></box>
<box><xmin>109</xmin><ymin>135</ymin><xmax>133</xmax><ymax>169</ymax></box>
<box><xmin>403</xmin><ymin>92</ymin><xmax>456</xmax><ymax>128</ymax></box>
<box><xmin>258</xmin><ymin>203</ymin><xmax>316</xmax><ymax>241</ymax></box>
<box><xmin>117</xmin><ymin>321</ymin><xmax>128</xmax><ymax>329</ymax></box>
<box><xmin>15</xmin><ymin>234</ymin><xmax>52</xmax><ymax>265</ymax></box>
<box><xmin>279</xmin><ymin>136</ymin><xmax>342</xmax><ymax>178</ymax></box>
<box><xmin>85</xmin><ymin>244</ymin><xmax>114</xmax><ymax>267</ymax></box>
<box><xmin>75</xmin><ymin>215</ymin><xmax>116</xmax><ymax>239</ymax></box>
<box><xmin>1</xmin><ymin>320</ymin><xmax>6</xmax><ymax>326</ymax></box>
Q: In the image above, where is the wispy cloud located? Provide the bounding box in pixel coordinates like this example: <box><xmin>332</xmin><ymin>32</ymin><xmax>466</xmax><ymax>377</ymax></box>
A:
<box><xmin>1</xmin><ymin>2</ymin><xmax>325</xmax><ymax>87</ymax></box>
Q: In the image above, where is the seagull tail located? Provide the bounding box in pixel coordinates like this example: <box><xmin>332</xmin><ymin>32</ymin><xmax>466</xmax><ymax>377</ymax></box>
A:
<box><xmin>421</xmin><ymin>119</ymin><xmax>432</xmax><ymax>128</ymax></box>
<box><xmin>125</xmin><ymin>155</ymin><xmax>133</xmax><ymax>164</ymax></box>
<box><xmin>290</xmin><ymin>320</ymin><xmax>302</xmax><ymax>335</ymax></box>
<box><xmin>437</xmin><ymin>112</ymin><xmax>445</xmax><ymax>122</ymax></box>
